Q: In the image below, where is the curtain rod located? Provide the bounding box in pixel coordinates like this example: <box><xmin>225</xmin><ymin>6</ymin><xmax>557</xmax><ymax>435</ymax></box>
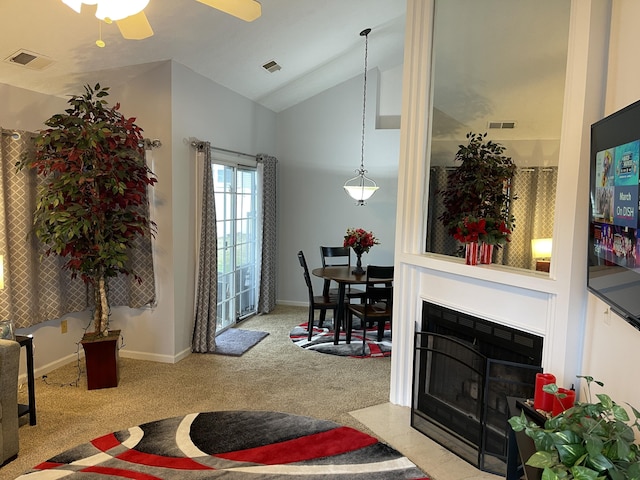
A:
<box><xmin>190</xmin><ymin>138</ymin><xmax>257</xmax><ymax>160</ymax></box>
<box><xmin>1</xmin><ymin>130</ymin><xmax>160</xmax><ymax>148</ymax></box>
<box><xmin>1</xmin><ymin>130</ymin><xmax>28</xmax><ymax>140</ymax></box>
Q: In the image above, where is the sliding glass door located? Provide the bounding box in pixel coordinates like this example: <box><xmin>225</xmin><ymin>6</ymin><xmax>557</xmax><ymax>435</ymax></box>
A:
<box><xmin>213</xmin><ymin>163</ymin><xmax>258</xmax><ymax>331</ymax></box>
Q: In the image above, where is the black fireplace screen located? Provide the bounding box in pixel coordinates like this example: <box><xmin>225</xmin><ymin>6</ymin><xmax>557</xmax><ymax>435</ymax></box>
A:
<box><xmin>412</xmin><ymin>302</ymin><xmax>543</xmax><ymax>475</ymax></box>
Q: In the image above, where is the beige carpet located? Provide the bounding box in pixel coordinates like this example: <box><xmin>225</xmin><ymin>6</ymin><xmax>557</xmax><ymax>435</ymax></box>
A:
<box><xmin>5</xmin><ymin>305</ymin><xmax>391</xmax><ymax>479</ymax></box>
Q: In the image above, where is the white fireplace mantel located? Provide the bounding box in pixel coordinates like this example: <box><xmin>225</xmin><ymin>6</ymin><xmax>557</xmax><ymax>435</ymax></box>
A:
<box><xmin>390</xmin><ymin>0</ymin><xmax>611</xmax><ymax>407</ymax></box>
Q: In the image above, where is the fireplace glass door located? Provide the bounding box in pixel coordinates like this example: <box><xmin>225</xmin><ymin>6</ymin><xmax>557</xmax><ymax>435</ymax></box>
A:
<box><xmin>412</xmin><ymin>301</ymin><xmax>543</xmax><ymax>475</ymax></box>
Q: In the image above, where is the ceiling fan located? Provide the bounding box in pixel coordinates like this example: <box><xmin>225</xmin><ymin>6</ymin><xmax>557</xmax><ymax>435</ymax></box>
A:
<box><xmin>61</xmin><ymin>0</ymin><xmax>262</xmax><ymax>41</ymax></box>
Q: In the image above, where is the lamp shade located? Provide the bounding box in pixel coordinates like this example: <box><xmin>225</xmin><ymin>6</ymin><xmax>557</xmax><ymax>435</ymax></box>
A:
<box><xmin>343</xmin><ymin>171</ymin><xmax>379</xmax><ymax>206</ymax></box>
<box><xmin>0</xmin><ymin>255</ymin><xmax>4</xmax><ymax>290</ymax></box>
<box><xmin>344</xmin><ymin>185</ymin><xmax>379</xmax><ymax>201</ymax></box>
<box><xmin>531</xmin><ymin>238</ymin><xmax>552</xmax><ymax>259</ymax></box>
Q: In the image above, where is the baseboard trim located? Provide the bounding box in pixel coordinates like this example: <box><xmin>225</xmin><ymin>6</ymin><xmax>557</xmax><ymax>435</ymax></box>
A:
<box><xmin>276</xmin><ymin>300</ymin><xmax>306</xmax><ymax>307</ymax></box>
<box><xmin>119</xmin><ymin>346</ymin><xmax>192</xmax><ymax>364</ymax></box>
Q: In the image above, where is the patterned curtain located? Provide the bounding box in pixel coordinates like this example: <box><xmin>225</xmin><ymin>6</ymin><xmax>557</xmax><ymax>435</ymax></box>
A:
<box><xmin>192</xmin><ymin>143</ymin><xmax>218</xmax><ymax>353</ymax></box>
<box><xmin>426</xmin><ymin>165</ymin><xmax>557</xmax><ymax>269</ymax></box>
<box><xmin>257</xmin><ymin>154</ymin><xmax>277</xmax><ymax>313</ymax></box>
<box><xmin>426</xmin><ymin>167</ymin><xmax>459</xmax><ymax>256</ymax></box>
<box><xmin>504</xmin><ymin>167</ymin><xmax>557</xmax><ymax>269</ymax></box>
<box><xmin>0</xmin><ymin>128</ymin><xmax>156</xmax><ymax>329</ymax></box>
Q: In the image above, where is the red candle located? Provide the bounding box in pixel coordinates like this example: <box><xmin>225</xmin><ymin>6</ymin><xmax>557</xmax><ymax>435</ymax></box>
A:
<box><xmin>533</xmin><ymin>373</ymin><xmax>556</xmax><ymax>412</ymax></box>
<box><xmin>552</xmin><ymin>388</ymin><xmax>576</xmax><ymax>416</ymax></box>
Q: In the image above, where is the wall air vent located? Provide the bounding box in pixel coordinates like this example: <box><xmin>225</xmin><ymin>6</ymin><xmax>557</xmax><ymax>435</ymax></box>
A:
<box><xmin>261</xmin><ymin>60</ymin><xmax>281</xmax><ymax>73</ymax></box>
<box><xmin>4</xmin><ymin>49</ymin><xmax>54</xmax><ymax>71</ymax></box>
<box><xmin>488</xmin><ymin>121</ymin><xmax>517</xmax><ymax>129</ymax></box>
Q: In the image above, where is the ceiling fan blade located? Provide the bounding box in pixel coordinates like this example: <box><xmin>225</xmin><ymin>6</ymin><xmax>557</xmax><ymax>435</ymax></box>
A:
<box><xmin>195</xmin><ymin>0</ymin><xmax>261</xmax><ymax>22</ymax></box>
<box><xmin>116</xmin><ymin>11</ymin><xmax>154</xmax><ymax>40</ymax></box>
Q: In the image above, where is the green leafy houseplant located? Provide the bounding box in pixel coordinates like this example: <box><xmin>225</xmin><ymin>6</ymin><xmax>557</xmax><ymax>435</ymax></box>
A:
<box><xmin>509</xmin><ymin>376</ymin><xmax>640</xmax><ymax>480</ymax></box>
<box><xmin>439</xmin><ymin>132</ymin><xmax>517</xmax><ymax>247</ymax></box>
<box><xmin>17</xmin><ymin>83</ymin><xmax>157</xmax><ymax>339</ymax></box>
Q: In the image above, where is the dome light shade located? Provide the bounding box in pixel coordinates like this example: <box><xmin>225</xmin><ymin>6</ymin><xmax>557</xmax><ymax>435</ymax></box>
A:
<box><xmin>344</xmin><ymin>172</ymin><xmax>379</xmax><ymax>206</ymax></box>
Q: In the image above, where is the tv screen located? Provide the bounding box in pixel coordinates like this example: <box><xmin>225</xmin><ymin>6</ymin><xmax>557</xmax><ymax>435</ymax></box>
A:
<box><xmin>588</xmin><ymin>98</ymin><xmax>640</xmax><ymax>330</ymax></box>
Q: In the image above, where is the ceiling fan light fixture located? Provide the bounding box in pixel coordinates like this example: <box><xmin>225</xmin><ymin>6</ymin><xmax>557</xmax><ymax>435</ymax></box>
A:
<box><xmin>61</xmin><ymin>0</ymin><xmax>84</xmax><ymax>13</ymax></box>
<box><xmin>195</xmin><ymin>0</ymin><xmax>262</xmax><ymax>22</ymax></box>
<box><xmin>95</xmin><ymin>0</ymin><xmax>149</xmax><ymax>21</ymax></box>
<box><xmin>61</xmin><ymin>0</ymin><xmax>98</xmax><ymax>13</ymax></box>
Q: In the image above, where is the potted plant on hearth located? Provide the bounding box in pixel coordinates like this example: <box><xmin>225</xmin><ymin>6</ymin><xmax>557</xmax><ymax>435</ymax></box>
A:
<box><xmin>439</xmin><ymin>132</ymin><xmax>516</xmax><ymax>263</ymax></box>
<box><xmin>17</xmin><ymin>83</ymin><xmax>157</xmax><ymax>389</ymax></box>
<box><xmin>508</xmin><ymin>376</ymin><xmax>640</xmax><ymax>480</ymax></box>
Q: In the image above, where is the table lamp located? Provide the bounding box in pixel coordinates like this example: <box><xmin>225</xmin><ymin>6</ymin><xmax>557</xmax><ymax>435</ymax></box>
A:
<box><xmin>531</xmin><ymin>238</ymin><xmax>552</xmax><ymax>272</ymax></box>
<box><xmin>0</xmin><ymin>254</ymin><xmax>4</xmax><ymax>289</ymax></box>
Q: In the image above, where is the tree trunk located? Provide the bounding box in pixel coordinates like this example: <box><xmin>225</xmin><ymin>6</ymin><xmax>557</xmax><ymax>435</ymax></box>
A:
<box><xmin>93</xmin><ymin>274</ymin><xmax>109</xmax><ymax>336</ymax></box>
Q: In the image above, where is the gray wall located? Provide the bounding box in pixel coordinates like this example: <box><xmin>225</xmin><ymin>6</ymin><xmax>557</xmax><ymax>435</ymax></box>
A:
<box><xmin>276</xmin><ymin>69</ymin><xmax>400</xmax><ymax>304</ymax></box>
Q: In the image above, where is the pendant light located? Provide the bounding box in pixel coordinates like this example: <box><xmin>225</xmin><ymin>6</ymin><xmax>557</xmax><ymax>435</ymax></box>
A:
<box><xmin>343</xmin><ymin>28</ymin><xmax>379</xmax><ymax>206</ymax></box>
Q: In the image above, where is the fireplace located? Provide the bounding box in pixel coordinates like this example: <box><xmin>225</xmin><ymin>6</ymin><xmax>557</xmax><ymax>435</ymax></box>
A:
<box><xmin>412</xmin><ymin>301</ymin><xmax>543</xmax><ymax>475</ymax></box>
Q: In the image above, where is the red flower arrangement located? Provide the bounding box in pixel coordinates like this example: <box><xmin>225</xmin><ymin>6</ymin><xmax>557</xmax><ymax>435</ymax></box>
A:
<box><xmin>343</xmin><ymin>228</ymin><xmax>380</xmax><ymax>255</ymax></box>
<box><xmin>453</xmin><ymin>216</ymin><xmax>511</xmax><ymax>245</ymax></box>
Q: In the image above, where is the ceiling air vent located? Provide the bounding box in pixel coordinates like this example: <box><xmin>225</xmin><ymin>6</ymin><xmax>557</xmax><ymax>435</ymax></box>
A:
<box><xmin>488</xmin><ymin>121</ymin><xmax>517</xmax><ymax>129</ymax></box>
<box><xmin>4</xmin><ymin>49</ymin><xmax>54</xmax><ymax>71</ymax></box>
<box><xmin>261</xmin><ymin>60</ymin><xmax>281</xmax><ymax>73</ymax></box>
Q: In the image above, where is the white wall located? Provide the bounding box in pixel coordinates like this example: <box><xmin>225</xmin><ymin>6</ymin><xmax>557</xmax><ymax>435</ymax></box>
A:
<box><xmin>169</xmin><ymin>61</ymin><xmax>276</xmax><ymax>352</ymax></box>
<box><xmin>0</xmin><ymin>84</ymin><xmax>67</xmax><ymax>130</ymax></box>
<box><xmin>2</xmin><ymin>59</ymin><xmax>277</xmax><ymax>380</ymax></box>
<box><xmin>581</xmin><ymin>0</ymin><xmax>640</xmax><ymax>405</ymax></box>
<box><xmin>6</xmin><ymin>63</ymin><xmax>179</xmax><ymax>377</ymax></box>
<box><xmin>109</xmin><ymin>62</ymin><xmax>177</xmax><ymax>362</ymax></box>
<box><xmin>276</xmin><ymin>69</ymin><xmax>400</xmax><ymax>304</ymax></box>
<box><xmin>390</xmin><ymin>0</ymin><xmax>613</xmax><ymax>407</ymax></box>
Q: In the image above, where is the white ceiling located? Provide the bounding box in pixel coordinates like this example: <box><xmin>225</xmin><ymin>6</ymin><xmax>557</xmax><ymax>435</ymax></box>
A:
<box><xmin>0</xmin><ymin>0</ymin><xmax>407</xmax><ymax>113</ymax></box>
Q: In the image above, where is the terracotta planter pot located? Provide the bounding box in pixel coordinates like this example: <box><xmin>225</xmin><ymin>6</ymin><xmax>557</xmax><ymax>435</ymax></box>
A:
<box><xmin>81</xmin><ymin>329</ymin><xmax>120</xmax><ymax>390</ymax></box>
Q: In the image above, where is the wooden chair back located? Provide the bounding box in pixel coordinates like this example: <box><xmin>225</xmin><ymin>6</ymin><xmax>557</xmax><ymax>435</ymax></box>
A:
<box><xmin>320</xmin><ymin>246</ymin><xmax>352</xmax><ymax>268</ymax></box>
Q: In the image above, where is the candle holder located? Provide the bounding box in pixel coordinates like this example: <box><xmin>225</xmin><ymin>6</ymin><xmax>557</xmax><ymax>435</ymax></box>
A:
<box><xmin>533</xmin><ymin>372</ymin><xmax>556</xmax><ymax>412</ymax></box>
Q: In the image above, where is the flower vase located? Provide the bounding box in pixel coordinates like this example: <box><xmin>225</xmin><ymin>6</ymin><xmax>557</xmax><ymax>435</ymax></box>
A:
<box><xmin>465</xmin><ymin>242</ymin><xmax>479</xmax><ymax>266</ymax></box>
<box><xmin>353</xmin><ymin>252</ymin><xmax>365</xmax><ymax>275</ymax></box>
<box><xmin>479</xmin><ymin>243</ymin><xmax>494</xmax><ymax>264</ymax></box>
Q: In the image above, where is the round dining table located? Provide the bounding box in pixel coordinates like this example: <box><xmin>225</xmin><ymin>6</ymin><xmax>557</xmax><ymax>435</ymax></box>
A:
<box><xmin>311</xmin><ymin>266</ymin><xmax>392</xmax><ymax>345</ymax></box>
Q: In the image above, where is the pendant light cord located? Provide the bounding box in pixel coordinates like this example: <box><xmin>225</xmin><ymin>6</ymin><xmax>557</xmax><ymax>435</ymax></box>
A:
<box><xmin>359</xmin><ymin>28</ymin><xmax>370</xmax><ymax>174</ymax></box>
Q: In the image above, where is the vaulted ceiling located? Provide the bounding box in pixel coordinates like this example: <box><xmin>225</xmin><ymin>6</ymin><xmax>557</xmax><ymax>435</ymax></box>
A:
<box><xmin>0</xmin><ymin>0</ymin><xmax>407</xmax><ymax>112</ymax></box>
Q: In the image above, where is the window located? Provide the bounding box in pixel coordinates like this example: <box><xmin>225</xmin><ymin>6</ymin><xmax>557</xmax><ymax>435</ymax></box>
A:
<box><xmin>213</xmin><ymin>163</ymin><xmax>258</xmax><ymax>331</ymax></box>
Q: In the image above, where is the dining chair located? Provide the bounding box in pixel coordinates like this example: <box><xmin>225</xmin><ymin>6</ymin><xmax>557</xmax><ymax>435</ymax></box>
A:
<box><xmin>345</xmin><ymin>265</ymin><xmax>394</xmax><ymax>356</ymax></box>
<box><xmin>318</xmin><ymin>246</ymin><xmax>366</xmax><ymax>326</ymax></box>
<box><xmin>297</xmin><ymin>250</ymin><xmax>340</xmax><ymax>341</ymax></box>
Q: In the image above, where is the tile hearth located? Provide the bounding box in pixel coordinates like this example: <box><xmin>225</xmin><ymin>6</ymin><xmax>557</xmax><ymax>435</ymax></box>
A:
<box><xmin>350</xmin><ymin>403</ymin><xmax>502</xmax><ymax>480</ymax></box>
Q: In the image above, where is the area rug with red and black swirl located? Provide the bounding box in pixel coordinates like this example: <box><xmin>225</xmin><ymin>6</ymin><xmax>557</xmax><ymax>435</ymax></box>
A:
<box><xmin>289</xmin><ymin>321</ymin><xmax>392</xmax><ymax>358</ymax></box>
<box><xmin>17</xmin><ymin>411</ymin><xmax>428</xmax><ymax>479</ymax></box>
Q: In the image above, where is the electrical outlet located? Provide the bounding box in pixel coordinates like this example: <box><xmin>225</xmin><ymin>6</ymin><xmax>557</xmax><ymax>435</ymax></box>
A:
<box><xmin>61</xmin><ymin>319</ymin><xmax>68</xmax><ymax>334</ymax></box>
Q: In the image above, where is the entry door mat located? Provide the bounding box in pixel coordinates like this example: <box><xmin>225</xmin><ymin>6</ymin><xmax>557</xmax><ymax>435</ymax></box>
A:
<box><xmin>18</xmin><ymin>411</ymin><xmax>429</xmax><ymax>479</ymax></box>
<box><xmin>214</xmin><ymin>328</ymin><xmax>269</xmax><ymax>356</ymax></box>
<box><xmin>290</xmin><ymin>322</ymin><xmax>391</xmax><ymax>358</ymax></box>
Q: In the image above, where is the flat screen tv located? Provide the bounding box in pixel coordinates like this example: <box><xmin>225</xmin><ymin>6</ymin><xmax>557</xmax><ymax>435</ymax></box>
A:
<box><xmin>588</xmin><ymin>98</ymin><xmax>640</xmax><ymax>331</ymax></box>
